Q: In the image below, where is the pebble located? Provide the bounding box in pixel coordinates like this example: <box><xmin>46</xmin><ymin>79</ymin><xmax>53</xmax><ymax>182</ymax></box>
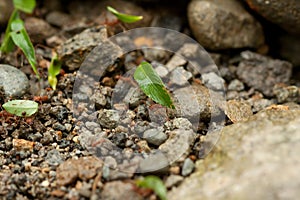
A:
<box><xmin>143</xmin><ymin>48</ymin><xmax>171</xmax><ymax>63</ymax></box>
<box><xmin>172</xmin><ymin>118</ymin><xmax>193</xmax><ymax>130</ymax></box>
<box><xmin>56</xmin><ymin>156</ymin><xmax>103</xmax><ymax>186</ymax></box>
<box><xmin>159</xmin><ymin>129</ymin><xmax>195</xmax><ymax>164</ymax></box>
<box><xmin>56</xmin><ymin>26</ymin><xmax>121</xmax><ymax>71</ymax></box>
<box><xmin>111</xmin><ymin>132</ymin><xmax>127</xmax><ymax>148</ymax></box>
<box><xmin>169</xmin><ymin>67</ymin><xmax>193</xmax><ymax>87</ymax></box>
<box><xmin>124</xmin><ymin>87</ymin><xmax>145</xmax><ymax>108</ymax></box>
<box><xmin>12</xmin><ymin>139</ymin><xmax>34</xmax><ymax>151</ymax></box>
<box><xmin>188</xmin><ymin>0</ymin><xmax>264</xmax><ymax>50</ymax></box>
<box><xmin>97</xmin><ymin>109</ymin><xmax>120</xmax><ymax>129</ymax></box>
<box><xmin>0</xmin><ymin>0</ymin><xmax>13</xmax><ymax>25</ymax></box>
<box><xmin>273</xmin><ymin>84</ymin><xmax>300</xmax><ymax>103</ymax></box>
<box><xmin>201</xmin><ymin>72</ymin><xmax>225</xmax><ymax>91</ymax></box>
<box><xmin>85</xmin><ymin>122</ymin><xmax>100</xmax><ymax>131</ymax></box>
<box><xmin>0</xmin><ymin>64</ymin><xmax>30</xmax><ymax>97</ymax></box>
<box><xmin>181</xmin><ymin>158</ymin><xmax>195</xmax><ymax>176</ymax></box>
<box><xmin>237</xmin><ymin>51</ymin><xmax>292</xmax><ymax>97</ymax></box>
<box><xmin>228</xmin><ymin>79</ymin><xmax>245</xmax><ymax>91</ymax></box>
<box><xmin>46</xmin><ymin>149</ymin><xmax>64</xmax><ymax>166</ymax></box>
<box><xmin>142</xmin><ymin>128</ymin><xmax>167</xmax><ymax>146</ymax></box>
<box><xmin>225</xmin><ymin>100</ymin><xmax>253</xmax><ymax>123</ymax></box>
<box><xmin>245</xmin><ymin>0</ymin><xmax>300</xmax><ymax>35</ymax></box>
<box><xmin>138</xmin><ymin>152</ymin><xmax>169</xmax><ymax>173</ymax></box>
<box><xmin>165</xmin><ymin>175</ymin><xmax>184</xmax><ymax>188</ymax></box>
<box><xmin>101</xmin><ymin>181</ymin><xmax>143</xmax><ymax>200</ymax></box>
<box><xmin>153</xmin><ymin>62</ymin><xmax>169</xmax><ymax>78</ymax></box>
<box><xmin>24</xmin><ymin>17</ymin><xmax>56</xmax><ymax>43</ymax></box>
<box><xmin>251</xmin><ymin>98</ymin><xmax>273</xmax><ymax>113</ymax></box>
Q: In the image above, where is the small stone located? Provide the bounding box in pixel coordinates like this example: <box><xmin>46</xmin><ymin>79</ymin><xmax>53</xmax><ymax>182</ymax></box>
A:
<box><xmin>124</xmin><ymin>88</ymin><xmax>145</xmax><ymax>108</ymax></box>
<box><xmin>0</xmin><ymin>64</ymin><xmax>29</xmax><ymax>97</ymax></box>
<box><xmin>273</xmin><ymin>84</ymin><xmax>300</xmax><ymax>103</ymax></box>
<box><xmin>138</xmin><ymin>152</ymin><xmax>169</xmax><ymax>173</ymax></box>
<box><xmin>170</xmin><ymin>67</ymin><xmax>193</xmax><ymax>87</ymax></box>
<box><xmin>56</xmin><ymin>156</ymin><xmax>103</xmax><ymax>186</ymax></box>
<box><xmin>188</xmin><ymin>0</ymin><xmax>264</xmax><ymax>50</ymax></box>
<box><xmin>153</xmin><ymin>62</ymin><xmax>169</xmax><ymax>78</ymax></box>
<box><xmin>97</xmin><ymin>109</ymin><xmax>120</xmax><ymax>129</ymax></box>
<box><xmin>111</xmin><ymin>132</ymin><xmax>127</xmax><ymax>148</ymax></box>
<box><xmin>237</xmin><ymin>51</ymin><xmax>292</xmax><ymax>97</ymax></box>
<box><xmin>46</xmin><ymin>149</ymin><xmax>64</xmax><ymax>166</ymax></box>
<box><xmin>225</xmin><ymin>100</ymin><xmax>253</xmax><ymax>123</ymax></box>
<box><xmin>85</xmin><ymin>121</ymin><xmax>100</xmax><ymax>131</ymax></box>
<box><xmin>143</xmin><ymin>48</ymin><xmax>171</xmax><ymax>63</ymax></box>
<box><xmin>101</xmin><ymin>181</ymin><xmax>143</xmax><ymax>200</ymax></box>
<box><xmin>12</xmin><ymin>139</ymin><xmax>34</xmax><ymax>151</ymax></box>
<box><xmin>251</xmin><ymin>98</ymin><xmax>273</xmax><ymax>113</ymax></box>
<box><xmin>165</xmin><ymin>175</ymin><xmax>184</xmax><ymax>188</ymax></box>
<box><xmin>159</xmin><ymin>129</ymin><xmax>196</xmax><ymax>164</ymax></box>
<box><xmin>201</xmin><ymin>72</ymin><xmax>225</xmax><ymax>91</ymax></box>
<box><xmin>181</xmin><ymin>158</ymin><xmax>195</xmax><ymax>176</ymax></box>
<box><xmin>46</xmin><ymin>11</ymin><xmax>72</xmax><ymax>28</ymax></box>
<box><xmin>41</xmin><ymin>180</ymin><xmax>50</xmax><ymax>187</ymax></box>
<box><xmin>24</xmin><ymin>17</ymin><xmax>56</xmax><ymax>43</ymax></box>
<box><xmin>91</xmin><ymin>93</ymin><xmax>107</xmax><ymax>109</ymax></box>
<box><xmin>0</xmin><ymin>0</ymin><xmax>13</xmax><ymax>25</ymax></box>
<box><xmin>137</xmin><ymin>140</ymin><xmax>151</xmax><ymax>153</ymax></box>
<box><xmin>53</xmin><ymin>122</ymin><xmax>66</xmax><ymax>131</ymax></box>
<box><xmin>172</xmin><ymin>118</ymin><xmax>193</xmax><ymax>130</ymax></box>
<box><xmin>56</xmin><ymin>26</ymin><xmax>122</xmax><ymax>71</ymax></box>
<box><xmin>228</xmin><ymin>79</ymin><xmax>245</xmax><ymax>91</ymax></box>
<box><xmin>143</xmin><ymin>128</ymin><xmax>167</xmax><ymax>146</ymax></box>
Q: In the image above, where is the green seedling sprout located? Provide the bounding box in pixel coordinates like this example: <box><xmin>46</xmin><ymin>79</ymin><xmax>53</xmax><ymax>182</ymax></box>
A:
<box><xmin>0</xmin><ymin>0</ymin><xmax>39</xmax><ymax>78</ymax></box>
<box><xmin>107</xmin><ymin>6</ymin><xmax>143</xmax><ymax>23</ymax></box>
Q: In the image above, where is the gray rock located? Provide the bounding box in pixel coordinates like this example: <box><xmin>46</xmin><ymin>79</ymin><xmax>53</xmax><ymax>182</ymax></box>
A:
<box><xmin>228</xmin><ymin>79</ymin><xmax>245</xmax><ymax>91</ymax></box>
<box><xmin>24</xmin><ymin>17</ymin><xmax>56</xmax><ymax>43</ymax></box>
<box><xmin>97</xmin><ymin>109</ymin><xmax>120</xmax><ymax>129</ymax></box>
<box><xmin>143</xmin><ymin>48</ymin><xmax>171</xmax><ymax>63</ymax></box>
<box><xmin>46</xmin><ymin>149</ymin><xmax>64</xmax><ymax>166</ymax></box>
<box><xmin>46</xmin><ymin>11</ymin><xmax>73</xmax><ymax>28</ymax></box>
<box><xmin>0</xmin><ymin>64</ymin><xmax>29</xmax><ymax>97</ymax></box>
<box><xmin>85</xmin><ymin>122</ymin><xmax>100</xmax><ymax>131</ymax></box>
<box><xmin>174</xmin><ymin>83</ymin><xmax>224</xmax><ymax>122</ymax></box>
<box><xmin>251</xmin><ymin>98</ymin><xmax>273</xmax><ymax>113</ymax></box>
<box><xmin>181</xmin><ymin>158</ymin><xmax>195</xmax><ymax>176</ymax></box>
<box><xmin>168</xmin><ymin>109</ymin><xmax>300</xmax><ymax>200</ymax></box>
<box><xmin>143</xmin><ymin>128</ymin><xmax>167</xmax><ymax>146</ymax></box>
<box><xmin>188</xmin><ymin>0</ymin><xmax>264</xmax><ymax>50</ymax></box>
<box><xmin>170</xmin><ymin>67</ymin><xmax>193</xmax><ymax>87</ymax></box>
<box><xmin>153</xmin><ymin>62</ymin><xmax>169</xmax><ymax>78</ymax></box>
<box><xmin>0</xmin><ymin>0</ymin><xmax>13</xmax><ymax>25</ymax></box>
<box><xmin>201</xmin><ymin>72</ymin><xmax>225</xmax><ymax>91</ymax></box>
<box><xmin>273</xmin><ymin>85</ymin><xmax>300</xmax><ymax>103</ymax></box>
<box><xmin>138</xmin><ymin>152</ymin><xmax>169</xmax><ymax>173</ymax></box>
<box><xmin>56</xmin><ymin>26</ymin><xmax>122</xmax><ymax>71</ymax></box>
<box><xmin>124</xmin><ymin>87</ymin><xmax>145</xmax><ymax>108</ymax></box>
<box><xmin>165</xmin><ymin>175</ymin><xmax>184</xmax><ymax>189</ymax></box>
<box><xmin>169</xmin><ymin>118</ymin><xmax>193</xmax><ymax>130</ymax></box>
<box><xmin>245</xmin><ymin>0</ymin><xmax>300</xmax><ymax>35</ymax></box>
<box><xmin>237</xmin><ymin>51</ymin><xmax>292</xmax><ymax>97</ymax></box>
<box><xmin>159</xmin><ymin>129</ymin><xmax>196</xmax><ymax>164</ymax></box>
<box><xmin>101</xmin><ymin>181</ymin><xmax>143</xmax><ymax>200</ymax></box>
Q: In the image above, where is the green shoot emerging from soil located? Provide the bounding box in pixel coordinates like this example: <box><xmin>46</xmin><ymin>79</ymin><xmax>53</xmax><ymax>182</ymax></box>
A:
<box><xmin>136</xmin><ymin>175</ymin><xmax>167</xmax><ymax>200</ymax></box>
<box><xmin>2</xmin><ymin>100</ymin><xmax>38</xmax><ymax>117</ymax></box>
<box><xmin>134</xmin><ymin>61</ymin><xmax>175</xmax><ymax>109</ymax></box>
<box><xmin>0</xmin><ymin>0</ymin><xmax>39</xmax><ymax>78</ymax></box>
<box><xmin>48</xmin><ymin>52</ymin><xmax>62</xmax><ymax>90</ymax></box>
<box><xmin>107</xmin><ymin>6</ymin><xmax>143</xmax><ymax>23</ymax></box>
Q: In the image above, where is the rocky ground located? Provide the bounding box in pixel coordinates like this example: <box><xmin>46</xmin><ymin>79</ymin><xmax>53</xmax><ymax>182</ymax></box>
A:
<box><xmin>0</xmin><ymin>0</ymin><xmax>299</xmax><ymax>199</ymax></box>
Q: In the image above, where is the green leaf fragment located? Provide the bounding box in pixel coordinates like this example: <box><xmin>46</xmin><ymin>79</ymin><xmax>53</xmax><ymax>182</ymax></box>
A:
<box><xmin>10</xmin><ymin>18</ymin><xmax>39</xmax><ymax>78</ymax></box>
<box><xmin>48</xmin><ymin>52</ymin><xmax>62</xmax><ymax>90</ymax></box>
<box><xmin>13</xmin><ymin>0</ymin><xmax>36</xmax><ymax>14</ymax></box>
<box><xmin>107</xmin><ymin>6</ymin><xmax>143</xmax><ymax>23</ymax></box>
<box><xmin>134</xmin><ymin>61</ymin><xmax>175</xmax><ymax>109</ymax></box>
<box><xmin>0</xmin><ymin>9</ymin><xmax>19</xmax><ymax>53</ymax></box>
<box><xmin>136</xmin><ymin>176</ymin><xmax>167</xmax><ymax>200</ymax></box>
<box><xmin>3</xmin><ymin>100</ymin><xmax>38</xmax><ymax>117</ymax></box>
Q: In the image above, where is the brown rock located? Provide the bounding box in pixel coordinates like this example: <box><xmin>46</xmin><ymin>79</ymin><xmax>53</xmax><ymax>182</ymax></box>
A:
<box><xmin>56</xmin><ymin>156</ymin><xmax>103</xmax><ymax>186</ymax></box>
<box><xmin>225</xmin><ymin>100</ymin><xmax>253</xmax><ymax>123</ymax></box>
<box><xmin>188</xmin><ymin>0</ymin><xmax>264</xmax><ymax>50</ymax></box>
<box><xmin>246</xmin><ymin>0</ymin><xmax>300</xmax><ymax>35</ymax></box>
<box><xmin>24</xmin><ymin>17</ymin><xmax>56</xmax><ymax>43</ymax></box>
<box><xmin>12</xmin><ymin>139</ymin><xmax>34</xmax><ymax>151</ymax></box>
<box><xmin>101</xmin><ymin>181</ymin><xmax>143</xmax><ymax>200</ymax></box>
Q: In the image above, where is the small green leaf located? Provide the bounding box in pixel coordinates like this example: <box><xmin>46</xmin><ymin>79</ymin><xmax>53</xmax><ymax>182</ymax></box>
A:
<box><xmin>136</xmin><ymin>176</ymin><xmax>167</xmax><ymax>200</ymax></box>
<box><xmin>134</xmin><ymin>61</ymin><xmax>175</xmax><ymax>109</ymax></box>
<box><xmin>107</xmin><ymin>6</ymin><xmax>143</xmax><ymax>23</ymax></box>
<box><xmin>10</xmin><ymin>18</ymin><xmax>39</xmax><ymax>78</ymax></box>
<box><xmin>3</xmin><ymin>100</ymin><xmax>38</xmax><ymax>117</ymax></box>
<box><xmin>48</xmin><ymin>52</ymin><xmax>62</xmax><ymax>90</ymax></box>
<box><xmin>0</xmin><ymin>10</ymin><xmax>19</xmax><ymax>53</ymax></box>
<box><xmin>13</xmin><ymin>0</ymin><xmax>36</xmax><ymax>14</ymax></box>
